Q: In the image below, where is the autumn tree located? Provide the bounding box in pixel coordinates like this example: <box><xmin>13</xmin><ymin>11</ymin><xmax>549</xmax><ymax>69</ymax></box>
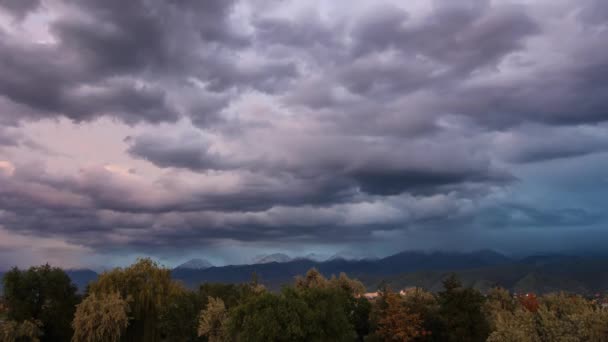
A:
<box><xmin>198</xmin><ymin>297</ymin><xmax>229</xmax><ymax>342</ymax></box>
<box><xmin>87</xmin><ymin>258</ymin><xmax>177</xmax><ymax>342</ymax></box>
<box><xmin>401</xmin><ymin>287</ymin><xmax>442</xmax><ymax>341</ymax></box>
<box><xmin>0</xmin><ymin>319</ymin><xmax>43</xmax><ymax>342</ymax></box>
<box><xmin>2</xmin><ymin>264</ymin><xmax>80</xmax><ymax>341</ymax></box>
<box><xmin>71</xmin><ymin>292</ymin><xmax>130</xmax><ymax>342</ymax></box>
<box><xmin>372</xmin><ymin>288</ymin><xmax>423</xmax><ymax>342</ymax></box>
<box><xmin>519</xmin><ymin>293</ymin><xmax>540</xmax><ymax>313</ymax></box>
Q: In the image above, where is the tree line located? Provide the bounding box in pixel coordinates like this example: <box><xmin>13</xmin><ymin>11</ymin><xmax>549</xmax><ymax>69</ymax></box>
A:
<box><xmin>1</xmin><ymin>259</ymin><xmax>608</xmax><ymax>341</ymax></box>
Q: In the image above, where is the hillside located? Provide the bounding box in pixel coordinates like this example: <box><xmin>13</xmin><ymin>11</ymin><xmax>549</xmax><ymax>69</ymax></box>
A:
<box><xmin>171</xmin><ymin>250</ymin><xmax>513</xmax><ymax>290</ymax></box>
<box><xmin>368</xmin><ymin>256</ymin><xmax>608</xmax><ymax>295</ymax></box>
<box><xmin>3</xmin><ymin>252</ymin><xmax>608</xmax><ymax>295</ymax></box>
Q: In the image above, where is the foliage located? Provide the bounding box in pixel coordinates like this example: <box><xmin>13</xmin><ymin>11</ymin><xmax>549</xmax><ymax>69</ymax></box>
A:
<box><xmin>486</xmin><ymin>291</ymin><xmax>608</xmax><ymax>342</ymax></box>
<box><xmin>198</xmin><ymin>297</ymin><xmax>229</xmax><ymax>342</ymax></box>
<box><xmin>535</xmin><ymin>292</ymin><xmax>608</xmax><ymax>341</ymax></box>
<box><xmin>159</xmin><ymin>286</ymin><xmax>204</xmax><ymax>342</ymax></box>
<box><xmin>4</xmin><ymin>261</ymin><xmax>608</xmax><ymax>342</ymax></box>
<box><xmin>401</xmin><ymin>288</ymin><xmax>442</xmax><ymax>341</ymax></box>
<box><xmin>2</xmin><ymin>264</ymin><xmax>80</xmax><ymax>341</ymax></box>
<box><xmin>227</xmin><ymin>286</ymin><xmax>355</xmax><ymax>342</ymax></box>
<box><xmin>437</xmin><ymin>274</ymin><xmax>490</xmax><ymax>342</ymax></box>
<box><xmin>198</xmin><ymin>282</ymin><xmax>261</xmax><ymax>310</ymax></box>
<box><xmin>373</xmin><ymin>288</ymin><xmax>423</xmax><ymax>342</ymax></box>
<box><xmin>329</xmin><ymin>272</ymin><xmax>367</xmax><ymax>297</ymax></box>
<box><xmin>294</xmin><ymin>268</ymin><xmax>371</xmax><ymax>340</ymax></box>
<box><xmin>352</xmin><ymin>296</ymin><xmax>372</xmax><ymax>341</ymax></box>
<box><xmin>294</xmin><ymin>268</ymin><xmax>329</xmax><ymax>290</ymax></box>
<box><xmin>486</xmin><ymin>308</ymin><xmax>539</xmax><ymax>342</ymax></box>
<box><xmin>87</xmin><ymin>258</ymin><xmax>176</xmax><ymax>342</ymax></box>
<box><xmin>519</xmin><ymin>293</ymin><xmax>540</xmax><ymax>313</ymax></box>
<box><xmin>0</xmin><ymin>319</ymin><xmax>43</xmax><ymax>342</ymax></box>
<box><xmin>71</xmin><ymin>292</ymin><xmax>130</xmax><ymax>342</ymax></box>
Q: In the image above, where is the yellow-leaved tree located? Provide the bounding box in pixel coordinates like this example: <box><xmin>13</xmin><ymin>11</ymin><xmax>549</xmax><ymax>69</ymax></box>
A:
<box><xmin>71</xmin><ymin>292</ymin><xmax>130</xmax><ymax>342</ymax></box>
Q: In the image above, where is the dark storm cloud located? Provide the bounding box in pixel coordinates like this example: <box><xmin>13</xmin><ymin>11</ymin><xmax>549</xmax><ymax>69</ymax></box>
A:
<box><xmin>0</xmin><ymin>0</ymin><xmax>295</xmax><ymax>126</ymax></box>
<box><xmin>474</xmin><ymin>204</ymin><xmax>604</xmax><ymax>229</ymax></box>
<box><xmin>127</xmin><ymin>130</ymin><xmax>512</xmax><ymax>198</ymax></box>
<box><xmin>1</xmin><ymin>0</ymin><xmax>608</xmax><ymax>261</ymax></box>
<box><xmin>126</xmin><ymin>132</ymin><xmax>231</xmax><ymax>171</ymax></box>
<box><xmin>0</xmin><ymin>32</ymin><xmax>180</xmax><ymax>124</ymax></box>
<box><xmin>0</xmin><ymin>152</ymin><xmax>489</xmax><ymax>252</ymax></box>
<box><xmin>0</xmin><ymin>0</ymin><xmax>40</xmax><ymax>19</ymax></box>
<box><xmin>339</xmin><ymin>1</ymin><xmax>539</xmax><ymax>98</ymax></box>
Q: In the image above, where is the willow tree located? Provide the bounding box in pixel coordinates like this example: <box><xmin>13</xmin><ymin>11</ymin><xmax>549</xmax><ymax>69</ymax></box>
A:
<box><xmin>87</xmin><ymin>258</ymin><xmax>177</xmax><ymax>342</ymax></box>
<box><xmin>0</xmin><ymin>320</ymin><xmax>43</xmax><ymax>342</ymax></box>
<box><xmin>71</xmin><ymin>292</ymin><xmax>129</xmax><ymax>342</ymax></box>
<box><xmin>198</xmin><ymin>297</ymin><xmax>228</xmax><ymax>342</ymax></box>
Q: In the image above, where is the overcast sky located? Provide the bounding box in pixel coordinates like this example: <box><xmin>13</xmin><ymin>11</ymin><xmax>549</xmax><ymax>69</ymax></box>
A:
<box><xmin>0</xmin><ymin>0</ymin><xmax>607</xmax><ymax>269</ymax></box>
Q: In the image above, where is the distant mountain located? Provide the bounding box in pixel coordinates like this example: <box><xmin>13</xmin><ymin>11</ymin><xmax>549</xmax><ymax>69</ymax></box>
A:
<box><xmin>175</xmin><ymin>258</ymin><xmax>214</xmax><ymax>270</ymax></box>
<box><xmin>328</xmin><ymin>251</ymin><xmax>378</xmax><ymax>261</ymax></box>
<box><xmin>297</xmin><ymin>253</ymin><xmax>328</xmax><ymax>262</ymax></box>
<box><xmin>367</xmin><ymin>255</ymin><xmax>608</xmax><ymax>295</ymax></box>
<box><xmin>254</xmin><ymin>253</ymin><xmax>292</xmax><ymax>264</ymax></box>
<box><xmin>171</xmin><ymin>250</ymin><xmax>515</xmax><ymax>290</ymax></box>
<box><xmin>65</xmin><ymin>269</ymin><xmax>98</xmax><ymax>293</ymax></box>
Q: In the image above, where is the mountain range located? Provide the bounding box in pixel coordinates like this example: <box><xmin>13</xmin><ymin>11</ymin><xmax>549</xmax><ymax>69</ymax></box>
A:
<box><xmin>175</xmin><ymin>258</ymin><xmax>214</xmax><ymax>270</ymax></box>
<box><xmin>3</xmin><ymin>251</ymin><xmax>608</xmax><ymax>295</ymax></box>
<box><xmin>171</xmin><ymin>249</ymin><xmax>514</xmax><ymax>290</ymax></box>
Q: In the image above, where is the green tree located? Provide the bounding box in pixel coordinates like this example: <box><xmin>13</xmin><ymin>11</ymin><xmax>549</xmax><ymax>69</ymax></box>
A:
<box><xmin>329</xmin><ymin>273</ymin><xmax>366</xmax><ymax>297</ymax></box>
<box><xmin>198</xmin><ymin>283</ymin><xmax>257</xmax><ymax>311</ymax></box>
<box><xmin>159</xmin><ymin>286</ymin><xmax>204</xmax><ymax>342</ymax></box>
<box><xmin>294</xmin><ymin>268</ymin><xmax>328</xmax><ymax>290</ymax></box>
<box><xmin>71</xmin><ymin>292</ymin><xmax>130</xmax><ymax>342</ymax></box>
<box><xmin>535</xmin><ymin>292</ymin><xmax>608</xmax><ymax>342</ymax></box>
<box><xmin>2</xmin><ymin>264</ymin><xmax>80</xmax><ymax>341</ymax></box>
<box><xmin>437</xmin><ymin>274</ymin><xmax>489</xmax><ymax>342</ymax></box>
<box><xmin>87</xmin><ymin>258</ymin><xmax>176</xmax><ymax>342</ymax></box>
<box><xmin>198</xmin><ymin>297</ymin><xmax>229</xmax><ymax>342</ymax></box>
<box><xmin>486</xmin><ymin>308</ymin><xmax>539</xmax><ymax>342</ymax></box>
<box><xmin>352</xmin><ymin>296</ymin><xmax>372</xmax><ymax>341</ymax></box>
<box><xmin>228</xmin><ymin>286</ymin><xmax>355</xmax><ymax>342</ymax></box>
<box><xmin>295</xmin><ymin>269</ymin><xmax>369</xmax><ymax>340</ymax></box>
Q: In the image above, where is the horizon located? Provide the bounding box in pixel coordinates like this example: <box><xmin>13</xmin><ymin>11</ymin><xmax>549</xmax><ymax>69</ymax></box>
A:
<box><xmin>0</xmin><ymin>247</ymin><xmax>601</xmax><ymax>272</ymax></box>
<box><xmin>1</xmin><ymin>0</ymin><xmax>608</xmax><ymax>270</ymax></box>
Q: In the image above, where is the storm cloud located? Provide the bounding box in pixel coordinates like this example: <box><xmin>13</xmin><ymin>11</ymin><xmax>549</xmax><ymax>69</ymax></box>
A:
<box><xmin>0</xmin><ymin>0</ymin><xmax>608</xmax><ymax>267</ymax></box>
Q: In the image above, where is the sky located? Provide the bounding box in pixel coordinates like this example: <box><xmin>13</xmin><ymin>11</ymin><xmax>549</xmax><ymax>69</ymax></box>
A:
<box><xmin>0</xmin><ymin>0</ymin><xmax>607</xmax><ymax>269</ymax></box>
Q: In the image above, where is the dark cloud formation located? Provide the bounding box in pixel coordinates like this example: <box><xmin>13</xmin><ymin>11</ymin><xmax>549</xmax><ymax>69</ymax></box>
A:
<box><xmin>0</xmin><ymin>0</ymin><xmax>40</xmax><ymax>19</ymax></box>
<box><xmin>1</xmin><ymin>0</ymin><xmax>608</xmax><ymax>265</ymax></box>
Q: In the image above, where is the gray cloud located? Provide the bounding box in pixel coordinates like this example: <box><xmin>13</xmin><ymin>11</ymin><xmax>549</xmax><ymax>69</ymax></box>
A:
<box><xmin>494</xmin><ymin>124</ymin><xmax>608</xmax><ymax>163</ymax></box>
<box><xmin>0</xmin><ymin>0</ymin><xmax>40</xmax><ymax>19</ymax></box>
<box><xmin>1</xmin><ymin>0</ymin><xmax>608</xmax><ymax>264</ymax></box>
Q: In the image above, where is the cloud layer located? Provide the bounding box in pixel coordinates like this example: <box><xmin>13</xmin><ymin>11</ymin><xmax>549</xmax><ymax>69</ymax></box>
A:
<box><xmin>1</xmin><ymin>0</ymin><xmax>607</xmax><ymax>267</ymax></box>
